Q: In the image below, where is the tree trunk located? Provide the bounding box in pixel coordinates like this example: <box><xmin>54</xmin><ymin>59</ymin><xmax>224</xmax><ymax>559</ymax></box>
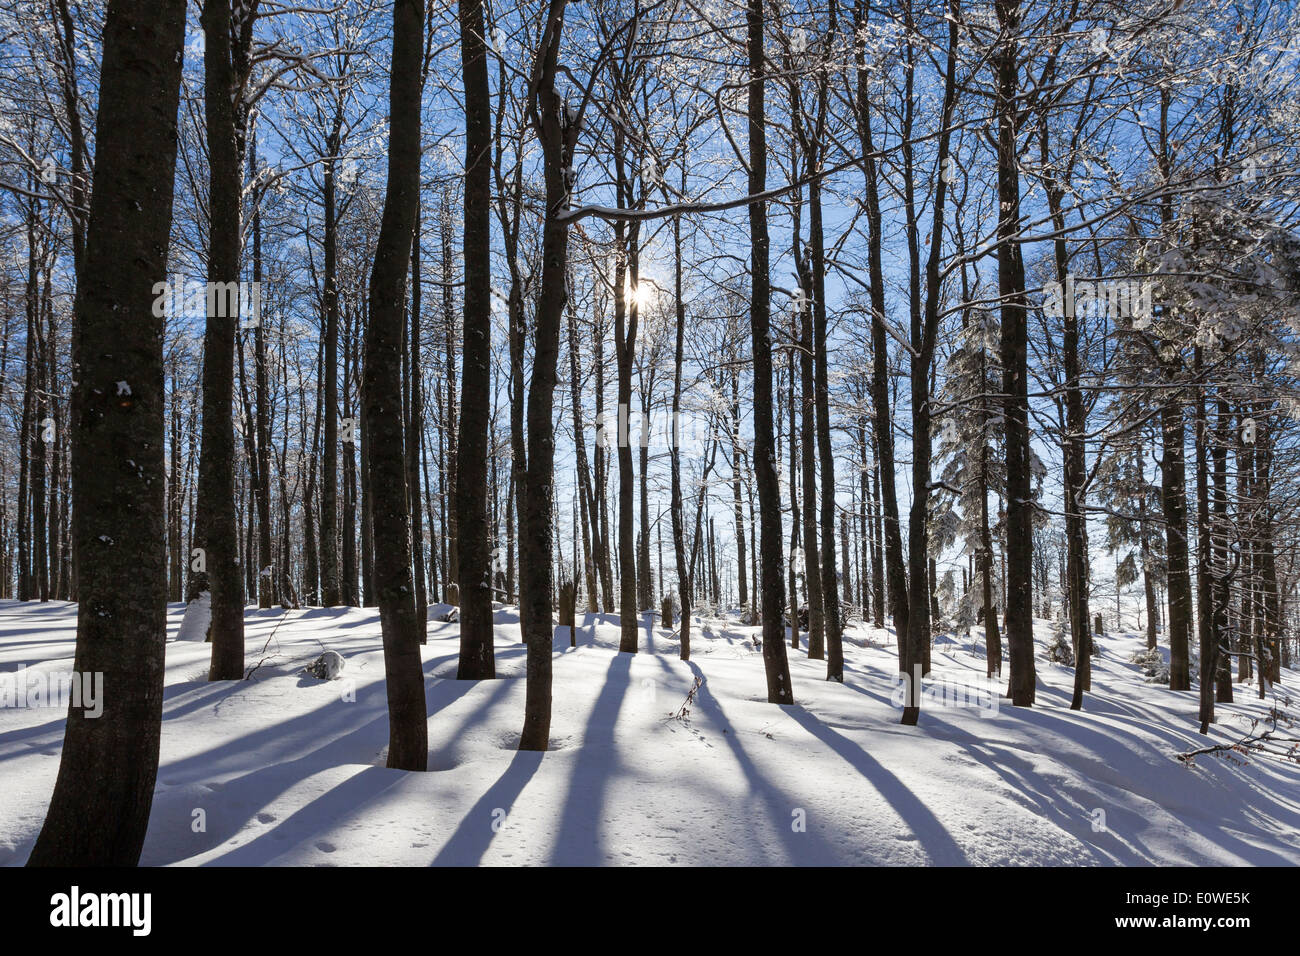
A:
<box><xmin>1040</xmin><ymin>121</ymin><xmax>1090</xmax><ymax>708</ymax></box>
<box><xmin>441</xmin><ymin>195</ymin><xmax>460</xmax><ymax>605</ymax></box>
<box><xmin>810</xmin><ymin>156</ymin><xmax>843</xmax><ymax>681</ymax></box>
<box><xmin>638</xmin><ymin>395</ymin><xmax>653</xmax><ymax>610</ymax></box>
<box><xmin>363</xmin><ymin>0</ymin><xmax>428</xmax><ymax>771</ymax></box>
<box><xmin>671</xmin><ymin>209</ymin><xmax>691</xmax><ymax>659</ymax></box>
<box><xmin>1195</xmin><ymin>364</ymin><xmax>1215</xmax><ymax>731</ymax></box>
<box><xmin>1162</xmin><ymin>401</ymin><xmax>1192</xmax><ymax>690</ymax></box>
<box><xmin>853</xmin><ymin>0</ymin><xmax>907</xmax><ymax>651</ymax></box>
<box><xmin>797</xmin><ymin>279</ymin><xmax>825</xmax><ymax>660</ymax></box>
<box><xmin>569</xmin><ymin>307</ymin><xmax>600</xmax><ymax>613</ymax></box>
<box><xmin>787</xmin><ymin>347</ymin><xmax>801</xmax><ymax>650</ymax></box>
<box><xmin>169</xmin><ymin>381</ymin><xmax>183</xmax><ymax>602</ymax></box>
<box><xmin>901</xmin><ymin>10</ymin><xmax>959</xmax><ymax>721</ymax></box>
<box><xmin>408</xmin><ymin>208</ymin><xmax>428</xmax><ymax>637</ymax></box>
<box><xmin>455</xmin><ymin>0</ymin><xmax>496</xmax><ymax>678</ymax></box>
<box><xmin>320</xmin><ymin>115</ymin><xmax>343</xmax><ymax>608</ymax></box>
<box><xmin>199</xmin><ymin>0</ymin><xmax>245</xmax><ymax>679</ymax></box>
<box><xmin>871</xmin><ymin>437</ymin><xmax>885</xmax><ymax>627</ymax></box>
<box><xmin>615</xmin><ymin>217</ymin><xmax>639</xmax><ymax>653</ymax></box>
<box><xmin>17</xmin><ymin>271</ymin><xmax>32</xmax><ymax>601</ymax></box>
<box><xmin>302</xmin><ymin>334</ymin><xmax>323</xmax><ymax>605</ymax></box>
<box><xmin>977</xmin><ymin>342</ymin><xmax>1002</xmax><ymax>677</ymax></box>
<box><xmin>1211</xmin><ymin>396</ymin><xmax>1233</xmax><ymax>703</ymax></box>
<box><xmin>593</xmin><ymin>316</ymin><xmax>613</xmax><ymax>610</ymax></box>
<box><xmin>342</xmin><ymin>310</ymin><xmax>358</xmax><ymax>604</ymax></box>
<box><xmin>731</xmin><ymin>372</ymin><xmax>748</xmax><ymax>610</ymax></box>
<box><xmin>250</xmin><ymin>130</ymin><xmax>274</xmax><ymax>609</ymax></box>
<box><xmin>27</xmin><ymin>0</ymin><xmax>185</xmax><ymax>865</ymax></box>
<box><xmin>747</xmin><ymin>0</ymin><xmax>795</xmax><ymax>705</ymax></box>
<box><xmin>995</xmin><ymin>0</ymin><xmax>1035</xmax><ymax>707</ymax></box>
<box><xmin>518</xmin><ymin>0</ymin><xmax>577</xmax><ymax>749</ymax></box>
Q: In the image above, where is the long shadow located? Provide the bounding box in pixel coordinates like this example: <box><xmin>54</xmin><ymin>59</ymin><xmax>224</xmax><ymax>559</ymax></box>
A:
<box><xmin>6</xmin><ymin>606</ymin><xmax>472</xmax><ymax>859</ymax></box>
<box><xmin>839</xmin><ymin>673</ymin><xmax>1299</xmax><ymax>864</ymax></box>
<box><xmin>431</xmin><ymin>750</ymin><xmax>545</xmax><ymax>865</ymax></box>
<box><xmin>202</xmin><ymin>765</ymin><xmax>405</xmax><ymax>866</ymax></box>
<box><xmin>0</xmin><ymin>714</ymin><xmax>66</xmax><ymax>753</ymax></box>
<box><xmin>839</xmin><ymin>669</ymin><xmax>1191</xmax><ymax>760</ymax></box>
<box><xmin>548</xmin><ymin>653</ymin><xmax>633</xmax><ymax>865</ymax></box>
<box><xmin>926</xmin><ymin>705</ymin><xmax>1299</xmax><ymax>866</ymax></box>
<box><xmin>159</xmin><ymin>653</ymin><xmax>462</xmax><ymax>783</ymax></box>
<box><xmin>162</xmin><ymin>651</ymin><xmax>458</xmax><ymax>775</ymax></box>
<box><xmin>136</xmin><ymin>663</ymin><xmax>477</xmax><ymax>864</ymax></box>
<box><xmin>684</xmin><ymin>661</ymin><xmax>842</xmax><ymax>864</ymax></box>
<box><xmin>429</xmin><ymin>674</ymin><xmax>518</xmax><ymax>771</ymax></box>
<box><xmin>917</xmin><ymin>709</ymin><xmax>1151</xmax><ymax>864</ymax></box>
<box><xmin>0</xmin><ymin>677</ymin><xmax>248</xmax><ymax>764</ymax></box>
<box><xmin>290</xmin><ymin>606</ymin><xmax>375</xmax><ymax>622</ymax></box>
<box><xmin>0</xmin><ymin>601</ymin><xmax>77</xmax><ymax>617</ymax></box>
<box><xmin>0</xmin><ymin>632</ymin><xmax>86</xmax><ymax>646</ymax></box>
<box><xmin>783</xmin><ymin>705</ymin><xmax>969</xmax><ymax>864</ymax></box>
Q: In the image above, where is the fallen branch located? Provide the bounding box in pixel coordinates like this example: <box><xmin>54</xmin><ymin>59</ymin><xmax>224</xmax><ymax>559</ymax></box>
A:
<box><xmin>667</xmin><ymin>675</ymin><xmax>704</xmax><ymax>726</ymax></box>
<box><xmin>1178</xmin><ymin>695</ymin><xmax>1299</xmax><ymax>766</ymax></box>
<box><xmin>243</xmin><ymin>607</ymin><xmax>295</xmax><ymax>681</ymax></box>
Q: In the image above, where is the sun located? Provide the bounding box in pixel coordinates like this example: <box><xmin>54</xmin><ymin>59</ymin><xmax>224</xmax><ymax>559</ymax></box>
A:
<box><xmin>630</xmin><ymin>281</ymin><xmax>657</xmax><ymax>310</ymax></box>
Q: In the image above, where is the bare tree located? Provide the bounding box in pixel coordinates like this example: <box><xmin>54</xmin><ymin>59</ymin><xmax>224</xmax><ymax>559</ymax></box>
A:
<box><xmin>27</xmin><ymin>0</ymin><xmax>187</xmax><ymax>865</ymax></box>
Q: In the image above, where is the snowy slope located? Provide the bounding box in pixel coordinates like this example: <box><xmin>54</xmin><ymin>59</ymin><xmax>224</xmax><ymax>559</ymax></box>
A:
<box><xmin>0</xmin><ymin>598</ymin><xmax>1296</xmax><ymax>866</ymax></box>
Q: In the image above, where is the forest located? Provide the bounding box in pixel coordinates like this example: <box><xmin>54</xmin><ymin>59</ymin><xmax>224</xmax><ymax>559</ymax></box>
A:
<box><xmin>1</xmin><ymin>0</ymin><xmax>1299</xmax><ymax>869</ymax></box>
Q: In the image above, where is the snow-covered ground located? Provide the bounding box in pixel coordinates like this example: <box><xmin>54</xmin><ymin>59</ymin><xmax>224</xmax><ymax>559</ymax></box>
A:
<box><xmin>1</xmin><ymin>598</ymin><xmax>1296</xmax><ymax>866</ymax></box>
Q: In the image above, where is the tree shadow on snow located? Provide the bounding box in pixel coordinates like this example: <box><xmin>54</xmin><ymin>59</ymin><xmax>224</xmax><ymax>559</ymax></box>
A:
<box><xmin>548</xmin><ymin>652</ymin><xmax>633</xmax><ymax>865</ymax></box>
<box><xmin>782</xmin><ymin>705</ymin><xmax>970</xmax><ymax>865</ymax></box>
<box><xmin>135</xmin><ymin>653</ymin><xmax>475</xmax><ymax>864</ymax></box>
<box><xmin>430</xmin><ymin>750</ymin><xmax>545</xmax><ymax>865</ymax></box>
<box><xmin>681</xmin><ymin>661</ymin><xmax>844</xmax><ymax>865</ymax></box>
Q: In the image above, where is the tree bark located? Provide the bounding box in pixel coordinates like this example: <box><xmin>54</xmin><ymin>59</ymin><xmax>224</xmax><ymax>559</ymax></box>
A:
<box><xmin>797</xmin><ymin>273</ymin><xmax>825</xmax><ymax>660</ymax></box>
<box><xmin>1195</xmin><ymin>365</ymin><xmax>1214</xmax><ymax>731</ymax></box>
<box><xmin>853</xmin><ymin>0</ymin><xmax>908</xmax><ymax>651</ymax></box>
<box><xmin>671</xmin><ymin>208</ymin><xmax>691</xmax><ymax>659</ymax></box>
<box><xmin>408</xmin><ymin>208</ymin><xmax>428</xmax><ymax>636</ymax></box>
<box><xmin>456</xmin><ymin>0</ymin><xmax>496</xmax><ymax>678</ymax></box>
<box><xmin>731</xmin><ymin>372</ymin><xmax>748</xmax><ymax>611</ymax></box>
<box><xmin>1162</xmin><ymin>401</ymin><xmax>1192</xmax><ymax>690</ymax></box>
<box><xmin>901</xmin><ymin>7</ymin><xmax>959</xmax><ymax>722</ymax></box>
<box><xmin>748</xmin><ymin>0</ymin><xmax>795</xmax><ymax>705</ymax></box>
<box><xmin>27</xmin><ymin>0</ymin><xmax>185</xmax><ymax>865</ymax></box>
<box><xmin>518</xmin><ymin>0</ymin><xmax>577</xmax><ymax>749</ymax></box>
<box><xmin>615</xmin><ymin>219</ymin><xmax>640</xmax><ymax>653</ymax></box>
<box><xmin>250</xmin><ymin>129</ymin><xmax>274</xmax><ymax>609</ymax></box>
<box><xmin>363</xmin><ymin>0</ymin><xmax>428</xmax><ymax>771</ymax></box>
<box><xmin>199</xmin><ymin>0</ymin><xmax>246</xmax><ymax>679</ymax></box>
<box><xmin>320</xmin><ymin>113</ymin><xmax>343</xmax><ymax>608</ymax></box>
<box><xmin>1211</xmin><ymin>395</ymin><xmax>1233</xmax><ymax>703</ymax></box>
<box><xmin>810</xmin><ymin>127</ymin><xmax>844</xmax><ymax>681</ymax></box>
<box><xmin>995</xmin><ymin>0</ymin><xmax>1035</xmax><ymax>707</ymax></box>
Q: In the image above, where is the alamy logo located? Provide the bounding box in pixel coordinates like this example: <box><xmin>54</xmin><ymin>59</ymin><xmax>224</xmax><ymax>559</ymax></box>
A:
<box><xmin>889</xmin><ymin>665</ymin><xmax>1000</xmax><ymax>718</ymax></box>
<box><xmin>1042</xmin><ymin>273</ymin><xmax>1154</xmax><ymax>328</ymax></box>
<box><xmin>151</xmin><ymin>275</ymin><xmax>262</xmax><ymax>326</ymax></box>
<box><xmin>594</xmin><ymin>403</ymin><xmax>711</xmax><ymax>452</ymax></box>
<box><xmin>0</xmin><ymin>665</ymin><xmax>102</xmax><ymax>717</ymax></box>
<box><xmin>49</xmin><ymin>886</ymin><xmax>151</xmax><ymax>936</ymax></box>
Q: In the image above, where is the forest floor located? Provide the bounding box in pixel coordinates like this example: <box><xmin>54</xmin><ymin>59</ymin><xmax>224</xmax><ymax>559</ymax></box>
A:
<box><xmin>1</xmin><ymin>598</ymin><xmax>1297</xmax><ymax>865</ymax></box>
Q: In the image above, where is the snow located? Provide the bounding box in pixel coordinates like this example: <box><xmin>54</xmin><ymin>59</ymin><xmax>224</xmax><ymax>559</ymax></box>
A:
<box><xmin>175</xmin><ymin>592</ymin><xmax>211</xmax><ymax>642</ymax></box>
<box><xmin>0</xmin><ymin>598</ymin><xmax>1297</xmax><ymax>866</ymax></box>
<box><xmin>304</xmin><ymin>650</ymin><xmax>346</xmax><ymax>681</ymax></box>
